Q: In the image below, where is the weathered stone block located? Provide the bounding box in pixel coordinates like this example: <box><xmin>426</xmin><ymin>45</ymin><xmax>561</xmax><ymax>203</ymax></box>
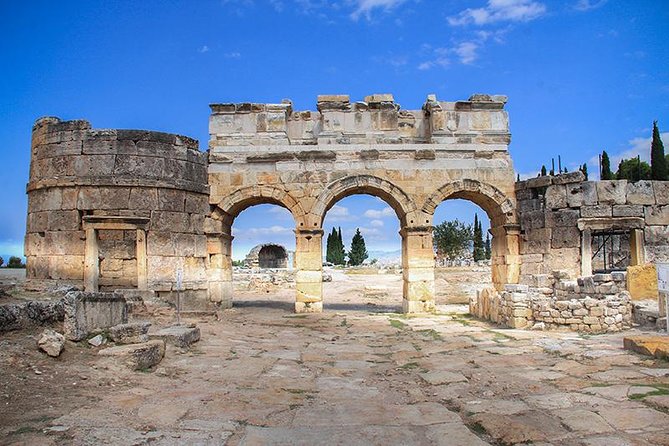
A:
<box><xmin>566</xmin><ymin>182</ymin><xmax>598</xmax><ymax>207</ymax></box>
<box><xmin>612</xmin><ymin>205</ymin><xmax>644</xmax><ymax>217</ymax></box>
<box><xmin>546</xmin><ymin>209</ymin><xmax>579</xmax><ymax>227</ymax></box>
<box><xmin>545</xmin><ymin>185</ymin><xmax>567</xmax><ymax>209</ymax></box>
<box><xmin>551</xmin><ymin>227</ymin><xmax>580</xmax><ymax>249</ymax></box>
<box><xmin>653</xmin><ymin>181</ymin><xmax>669</xmax><ymax>204</ymax></box>
<box><xmin>596</xmin><ymin>180</ymin><xmax>627</xmax><ymax>205</ymax></box>
<box><xmin>644</xmin><ymin>205</ymin><xmax>669</xmax><ymax>225</ymax></box>
<box><xmin>63</xmin><ymin>291</ymin><xmax>127</xmax><ymax>341</ymax></box>
<box><xmin>98</xmin><ymin>340</ymin><xmax>165</xmax><ymax>370</ymax></box>
<box><xmin>37</xmin><ymin>329</ymin><xmax>65</xmax><ymax>357</ymax></box>
<box><xmin>627</xmin><ymin>264</ymin><xmax>658</xmax><ymax>301</ymax></box>
<box><xmin>626</xmin><ymin>180</ymin><xmax>655</xmax><ymax>205</ymax></box>
<box><xmin>149</xmin><ymin>325</ymin><xmax>200</xmax><ymax>348</ymax></box>
<box><xmin>109</xmin><ymin>322</ymin><xmax>151</xmax><ymax>344</ymax></box>
<box><xmin>580</xmin><ymin>205</ymin><xmax>612</xmax><ymax>218</ymax></box>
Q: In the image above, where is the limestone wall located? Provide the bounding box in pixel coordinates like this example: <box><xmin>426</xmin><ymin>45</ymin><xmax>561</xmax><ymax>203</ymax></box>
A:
<box><xmin>516</xmin><ymin>172</ymin><xmax>669</xmax><ymax>282</ymax></box>
<box><xmin>26</xmin><ymin>117</ymin><xmax>210</xmax><ymax>307</ymax></box>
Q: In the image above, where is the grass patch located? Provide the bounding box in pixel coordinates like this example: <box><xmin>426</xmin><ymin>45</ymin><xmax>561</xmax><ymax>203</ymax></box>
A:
<box><xmin>417</xmin><ymin>329</ymin><xmax>442</xmax><ymax>341</ymax></box>
<box><xmin>629</xmin><ymin>384</ymin><xmax>669</xmax><ymax>400</ymax></box>
<box><xmin>486</xmin><ymin>330</ymin><xmax>515</xmax><ymax>343</ymax></box>
<box><xmin>10</xmin><ymin>426</ymin><xmax>38</xmax><ymax>436</ymax></box>
<box><xmin>398</xmin><ymin>362</ymin><xmax>420</xmax><ymax>370</ymax></box>
<box><xmin>470</xmin><ymin>422</ymin><xmax>487</xmax><ymax>436</ymax></box>
<box><xmin>389</xmin><ymin>319</ymin><xmax>407</xmax><ymax>330</ymax></box>
<box><xmin>283</xmin><ymin>314</ymin><xmax>308</xmax><ymax>319</ymax></box>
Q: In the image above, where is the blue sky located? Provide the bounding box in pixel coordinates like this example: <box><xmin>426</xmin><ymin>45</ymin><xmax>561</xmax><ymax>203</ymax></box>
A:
<box><xmin>1</xmin><ymin>0</ymin><xmax>668</xmax><ymax>260</ymax></box>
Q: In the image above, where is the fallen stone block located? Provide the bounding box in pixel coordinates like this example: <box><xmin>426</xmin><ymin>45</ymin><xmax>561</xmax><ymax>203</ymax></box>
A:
<box><xmin>38</xmin><ymin>329</ymin><xmax>65</xmax><ymax>357</ymax></box>
<box><xmin>150</xmin><ymin>325</ymin><xmax>200</xmax><ymax>348</ymax></box>
<box><xmin>623</xmin><ymin>335</ymin><xmax>669</xmax><ymax>360</ymax></box>
<box><xmin>109</xmin><ymin>321</ymin><xmax>151</xmax><ymax>344</ymax></box>
<box><xmin>98</xmin><ymin>340</ymin><xmax>165</xmax><ymax>370</ymax></box>
<box><xmin>87</xmin><ymin>334</ymin><xmax>106</xmax><ymax>347</ymax></box>
<box><xmin>63</xmin><ymin>291</ymin><xmax>127</xmax><ymax>341</ymax></box>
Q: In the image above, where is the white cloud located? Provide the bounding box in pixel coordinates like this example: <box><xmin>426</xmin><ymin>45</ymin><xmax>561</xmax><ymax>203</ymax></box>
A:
<box><xmin>574</xmin><ymin>0</ymin><xmax>608</xmax><ymax>11</ymax></box>
<box><xmin>587</xmin><ymin>132</ymin><xmax>668</xmax><ymax>179</ymax></box>
<box><xmin>267</xmin><ymin>206</ymin><xmax>293</xmax><ymax>220</ymax></box>
<box><xmin>363</xmin><ymin>206</ymin><xmax>395</xmax><ymax>219</ymax></box>
<box><xmin>448</xmin><ymin>0</ymin><xmax>546</xmax><ymax>26</ymax></box>
<box><xmin>269</xmin><ymin>0</ymin><xmax>284</xmax><ymax>12</ymax></box>
<box><xmin>224</xmin><ymin>52</ymin><xmax>242</xmax><ymax>59</ymax></box>
<box><xmin>454</xmin><ymin>41</ymin><xmax>479</xmax><ymax>64</ymax></box>
<box><xmin>232</xmin><ymin>225</ymin><xmax>293</xmax><ymax>237</ymax></box>
<box><xmin>198</xmin><ymin>45</ymin><xmax>210</xmax><ymax>53</ymax></box>
<box><xmin>349</xmin><ymin>0</ymin><xmax>407</xmax><ymax>21</ymax></box>
<box><xmin>326</xmin><ymin>205</ymin><xmax>357</xmax><ymax>222</ymax></box>
<box><xmin>345</xmin><ymin>226</ymin><xmax>386</xmax><ymax>241</ymax></box>
<box><xmin>369</xmin><ymin>219</ymin><xmax>384</xmax><ymax>227</ymax></box>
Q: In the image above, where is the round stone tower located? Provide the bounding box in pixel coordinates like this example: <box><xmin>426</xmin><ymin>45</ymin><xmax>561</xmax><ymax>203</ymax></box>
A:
<box><xmin>25</xmin><ymin>117</ymin><xmax>213</xmax><ymax>309</ymax></box>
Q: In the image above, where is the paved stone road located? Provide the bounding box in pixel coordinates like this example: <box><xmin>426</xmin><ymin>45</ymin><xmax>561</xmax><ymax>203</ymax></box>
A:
<box><xmin>3</xmin><ymin>298</ymin><xmax>669</xmax><ymax>445</ymax></box>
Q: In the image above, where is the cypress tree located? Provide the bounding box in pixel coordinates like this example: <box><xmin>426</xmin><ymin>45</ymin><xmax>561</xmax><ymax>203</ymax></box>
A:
<box><xmin>484</xmin><ymin>232</ymin><xmax>491</xmax><ymax>260</ymax></box>
<box><xmin>325</xmin><ymin>230</ymin><xmax>333</xmax><ymax>263</ymax></box>
<box><xmin>579</xmin><ymin>163</ymin><xmax>588</xmax><ymax>180</ymax></box>
<box><xmin>540</xmin><ymin>165</ymin><xmax>547</xmax><ymax>176</ymax></box>
<box><xmin>651</xmin><ymin>121</ymin><xmax>667</xmax><ymax>180</ymax></box>
<box><xmin>348</xmin><ymin>228</ymin><xmax>368</xmax><ymax>266</ymax></box>
<box><xmin>473</xmin><ymin>214</ymin><xmax>485</xmax><ymax>261</ymax></box>
<box><xmin>336</xmin><ymin>227</ymin><xmax>346</xmax><ymax>265</ymax></box>
<box><xmin>601</xmin><ymin>151</ymin><xmax>613</xmax><ymax>180</ymax></box>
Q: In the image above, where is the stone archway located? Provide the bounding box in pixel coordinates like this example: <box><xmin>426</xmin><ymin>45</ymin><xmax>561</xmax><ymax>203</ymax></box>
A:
<box><xmin>205</xmin><ymin>188</ymin><xmax>303</xmax><ymax>307</ymax></box>
<box><xmin>205</xmin><ymin>93</ymin><xmax>517</xmax><ymax>313</ymax></box>
<box><xmin>422</xmin><ymin>180</ymin><xmax>520</xmax><ymax>290</ymax></box>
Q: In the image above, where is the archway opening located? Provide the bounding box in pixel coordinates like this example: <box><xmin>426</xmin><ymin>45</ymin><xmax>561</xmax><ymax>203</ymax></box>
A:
<box><xmin>432</xmin><ymin>199</ymin><xmax>492</xmax><ymax>305</ymax></box>
<box><xmin>216</xmin><ymin>202</ymin><xmax>297</xmax><ymax>310</ymax></box>
<box><xmin>321</xmin><ymin>194</ymin><xmax>403</xmax><ymax>312</ymax></box>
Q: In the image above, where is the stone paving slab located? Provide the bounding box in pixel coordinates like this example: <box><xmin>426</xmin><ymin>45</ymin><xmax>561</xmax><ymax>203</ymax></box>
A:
<box><xmin>3</xmin><ymin>301</ymin><xmax>669</xmax><ymax>445</ymax></box>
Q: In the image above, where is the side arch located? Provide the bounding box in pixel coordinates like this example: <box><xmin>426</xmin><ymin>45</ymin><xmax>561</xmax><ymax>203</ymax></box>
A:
<box><xmin>215</xmin><ymin>185</ymin><xmax>305</xmax><ymax>226</ymax></box>
<box><xmin>422</xmin><ymin>179</ymin><xmax>516</xmax><ymax>226</ymax></box>
<box><xmin>313</xmin><ymin>175</ymin><xmax>417</xmax><ymax>226</ymax></box>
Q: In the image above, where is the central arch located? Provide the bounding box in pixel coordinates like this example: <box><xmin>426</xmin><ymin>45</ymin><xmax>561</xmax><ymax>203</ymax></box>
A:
<box><xmin>313</xmin><ymin>175</ymin><xmax>416</xmax><ymax>226</ymax></box>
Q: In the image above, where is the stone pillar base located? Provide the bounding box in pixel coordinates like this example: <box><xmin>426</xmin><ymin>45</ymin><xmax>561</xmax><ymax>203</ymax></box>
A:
<box><xmin>402</xmin><ymin>299</ymin><xmax>435</xmax><ymax>314</ymax></box>
<box><xmin>295</xmin><ymin>301</ymin><xmax>323</xmax><ymax>313</ymax></box>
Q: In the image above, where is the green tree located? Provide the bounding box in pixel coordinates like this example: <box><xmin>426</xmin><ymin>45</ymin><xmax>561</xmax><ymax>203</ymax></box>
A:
<box><xmin>651</xmin><ymin>121</ymin><xmax>667</xmax><ymax>180</ymax></box>
<box><xmin>473</xmin><ymin>214</ymin><xmax>485</xmax><ymax>261</ymax></box>
<box><xmin>484</xmin><ymin>233</ymin><xmax>491</xmax><ymax>260</ymax></box>
<box><xmin>348</xmin><ymin>228</ymin><xmax>368</xmax><ymax>266</ymax></box>
<box><xmin>579</xmin><ymin>163</ymin><xmax>588</xmax><ymax>180</ymax></box>
<box><xmin>0</xmin><ymin>256</ymin><xmax>3</xmax><ymax>268</ymax></box>
<box><xmin>601</xmin><ymin>150</ymin><xmax>614</xmax><ymax>180</ymax></box>
<box><xmin>540</xmin><ymin>165</ymin><xmax>547</xmax><ymax>176</ymax></box>
<box><xmin>332</xmin><ymin>227</ymin><xmax>346</xmax><ymax>265</ymax></box>
<box><xmin>7</xmin><ymin>256</ymin><xmax>24</xmax><ymax>269</ymax></box>
<box><xmin>325</xmin><ymin>228</ymin><xmax>338</xmax><ymax>264</ymax></box>
<box><xmin>616</xmin><ymin>157</ymin><xmax>651</xmax><ymax>181</ymax></box>
<box><xmin>433</xmin><ymin>219</ymin><xmax>472</xmax><ymax>261</ymax></box>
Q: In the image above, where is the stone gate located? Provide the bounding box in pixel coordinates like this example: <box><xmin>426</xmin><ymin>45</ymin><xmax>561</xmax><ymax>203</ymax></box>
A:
<box><xmin>24</xmin><ymin>93</ymin><xmax>520</xmax><ymax>314</ymax></box>
<box><xmin>206</xmin><ymin>93</ymin><xmax>519</xmax><ymax>313</ymax></box>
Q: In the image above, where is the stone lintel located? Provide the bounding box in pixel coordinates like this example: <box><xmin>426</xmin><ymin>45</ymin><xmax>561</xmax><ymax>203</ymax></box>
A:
<box><xmin>82</xmin><ymin>215</ymin><xmax>150</xmax><ymax>230</ymax></box>
<box><xmin>577</xmin><ymin>217</ymin><xmax>645</xmax><ymax>232</ymax></box>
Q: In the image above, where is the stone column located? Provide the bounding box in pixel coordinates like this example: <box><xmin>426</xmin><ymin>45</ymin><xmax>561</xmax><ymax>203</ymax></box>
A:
<box><xmin>207</xmin><ymin>231</ymin><xmax>233</xmax><ymax>308</ymax></box>
<box><xmin>490</xmin><ymin>224</ymin><xmax>521</xmax><ymax>289</ymax></box>
<box><xmin>294</xmin><ymin>229</ymin><xmax>323</xmax><ymax>313</ymax></box>
<box><xmin>136</xmin><ymin>229</ymin><xmax>148</xmax><ymax>291</ymax></box>
<box><xmin>580</xmin><ymin>228</ymin><xmax>593</xmax><ymax>276</ymax></box>
<box><xmin>630</xmin><ymin>228</ymin><xmax>645</xmax><ymax>266</ymax></box>
<box><xmin>84</xmin><ymin>228</ymin><xmax>99</xmax><ymax>292</ymax></box>
<box><xmin>401</xmin><ymin>226</ymin><xmax>435</xmax><ymax>314</ymax></box>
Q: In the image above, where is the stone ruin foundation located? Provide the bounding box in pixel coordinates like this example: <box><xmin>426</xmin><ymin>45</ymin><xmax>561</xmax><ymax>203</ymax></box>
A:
<box><xmin>22</xmin><ymin>93</ymin><xmax>669</xmax><ymax>331</ymax></box>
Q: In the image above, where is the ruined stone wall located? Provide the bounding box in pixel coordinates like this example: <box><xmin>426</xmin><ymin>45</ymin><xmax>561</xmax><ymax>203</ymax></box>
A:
<box><xmin>516</xmin><ymin>172</ymin><xmax>669</xmax><ymax>283</ymax></box>
<box><xmin>26</xmin><ymin>117</ymin><xmax>210</xmax><ymax>308</ymax></box>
